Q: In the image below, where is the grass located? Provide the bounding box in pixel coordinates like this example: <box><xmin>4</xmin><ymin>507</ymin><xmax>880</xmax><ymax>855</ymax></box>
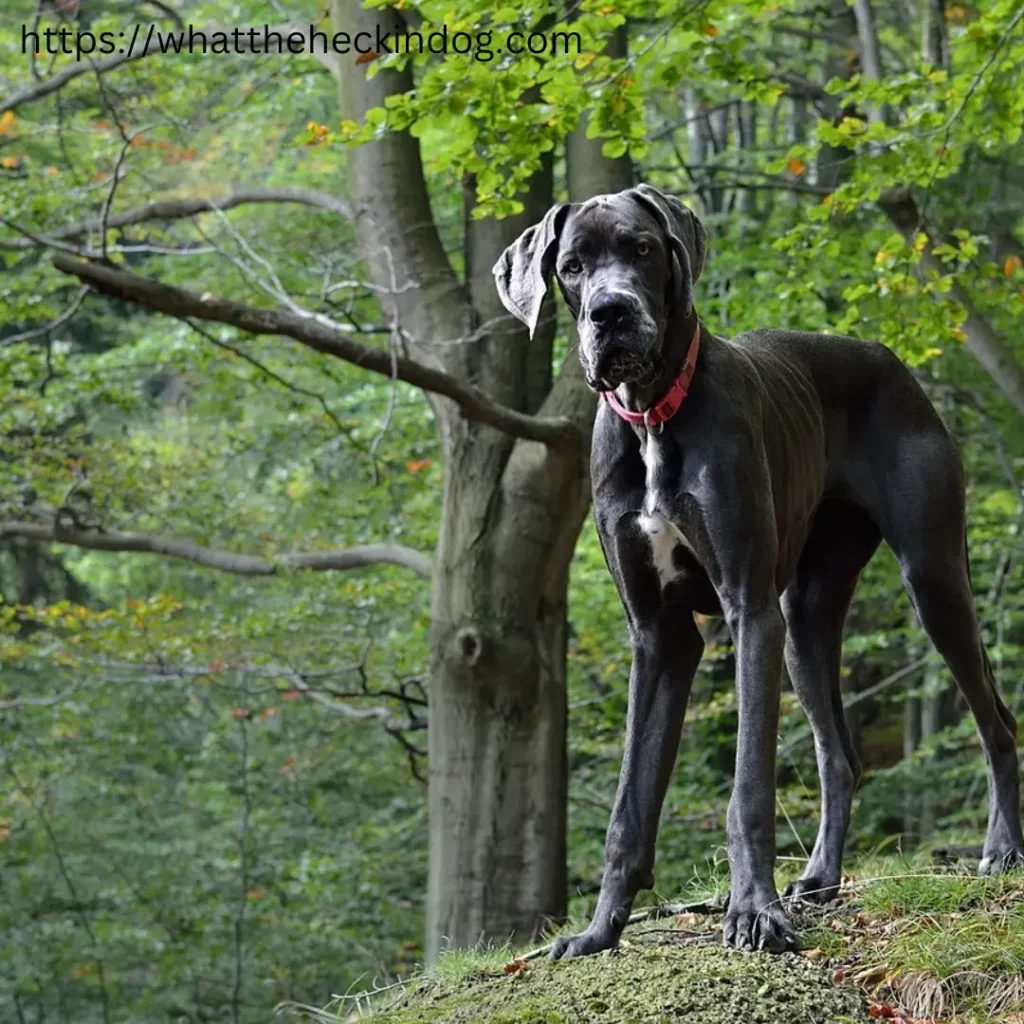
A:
<box><xmin>833</xmin><ymin>858</ymin><xmax>1024</xmax><ymax>1022</ymax></box>
<box><xmin>430</xmin><ymin>945</ymin><xmax>516</xmax><ymax>986</ymax></box>
<box><xmin>280</xmin><ymin>854</ymin><xmax>1024</xmax><ymax>1024</ymax></box>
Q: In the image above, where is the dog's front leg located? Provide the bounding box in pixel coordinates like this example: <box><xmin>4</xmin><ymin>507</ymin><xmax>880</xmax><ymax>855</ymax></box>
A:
<box><xmin>550</xmin><ymin>612</ymin><xmax>704</xmax><ymax>961</ymax></box>
<box><xmin>721</xmin><ymin>599</ymin><xmax>798</xmax><ymax>952</ymax></box>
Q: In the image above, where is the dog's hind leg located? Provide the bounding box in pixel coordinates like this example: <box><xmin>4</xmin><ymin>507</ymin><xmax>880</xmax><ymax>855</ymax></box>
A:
<box><xmin>781</xmin><ymin>502</ymin><xmax>881</xmax><ymax>902</ymax></box>
<box><xmin>880</xmin><ymin>431</ymin><xmax>1024</xmax><ymax>873</ymax></box>
<box><xmin>897</xmin><ymin>554</ymin><xmax>1023</xmax><ymax>872</ymax></box>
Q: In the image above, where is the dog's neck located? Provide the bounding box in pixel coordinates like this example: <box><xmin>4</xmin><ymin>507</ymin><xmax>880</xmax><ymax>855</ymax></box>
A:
<box><xmin>614</xmin><ymin>307</ymin><xmax>702</xmax><ymax>415</ymax></box>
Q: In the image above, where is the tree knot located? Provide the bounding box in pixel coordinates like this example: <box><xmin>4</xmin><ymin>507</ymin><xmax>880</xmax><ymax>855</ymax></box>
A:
<box><xmin>454</xmin><ymin>625</ymin><xmax>484</xmax><ymax>667</ymax></box>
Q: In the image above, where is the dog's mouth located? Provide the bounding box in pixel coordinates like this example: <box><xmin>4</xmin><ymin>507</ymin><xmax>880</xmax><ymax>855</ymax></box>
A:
<box><xmin>590</xmin><ymin>350</ymin><xmax>660</xmax><ymax>391</ymax></box>
<box><xmin>585</xmin><ymin>328</ymin><xmax>663</xmax><ymax>391</ymax></box>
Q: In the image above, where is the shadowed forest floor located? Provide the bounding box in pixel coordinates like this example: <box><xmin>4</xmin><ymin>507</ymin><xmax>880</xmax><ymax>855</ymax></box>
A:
<box><xmin>306</xmin><ymin>857</ymin><xmax>1024</xmax><ymax>1024</ymax></box>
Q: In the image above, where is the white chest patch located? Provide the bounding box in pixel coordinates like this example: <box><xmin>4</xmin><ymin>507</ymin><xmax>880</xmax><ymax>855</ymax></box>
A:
<box><xmin>639</xmin><ymin>435</ymin><xmax>693</xmax><ymax>589</ymax></box>
<box><xmin>638</xmin><ymin>511</ymin><xmax>688</xmax><ymax>588</ymax></box>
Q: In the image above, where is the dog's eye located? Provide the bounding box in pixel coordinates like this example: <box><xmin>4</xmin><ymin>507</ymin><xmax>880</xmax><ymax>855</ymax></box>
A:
<box><xmin>562</xmin><ymin>257</ymin><xmax>582</xmax><ymax>275</ymax></box>
<box><xmin>637</xmin><ymin>241</ymin><xmax>651</xmax><ymax>258</ymax></box>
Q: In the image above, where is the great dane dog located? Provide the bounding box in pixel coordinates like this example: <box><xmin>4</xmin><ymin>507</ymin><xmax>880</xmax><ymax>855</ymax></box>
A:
<box><xmin>492</xmin><ymin>184</ymin><xmax>1024</xmax><ymax>957</ymax></box>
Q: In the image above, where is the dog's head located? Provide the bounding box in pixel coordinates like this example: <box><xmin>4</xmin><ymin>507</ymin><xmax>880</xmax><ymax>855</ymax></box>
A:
<box><xmin>492</xmin><ymin>184</ymin><xmax>706</xmax><ymax>391</ymax></box>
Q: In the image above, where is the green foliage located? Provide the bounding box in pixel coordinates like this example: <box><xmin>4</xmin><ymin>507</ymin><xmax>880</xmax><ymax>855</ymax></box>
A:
<box><xmin>2</xmin><ymin>0</ymin><xmax>1024</xmax><ymax>1021</ymax></box>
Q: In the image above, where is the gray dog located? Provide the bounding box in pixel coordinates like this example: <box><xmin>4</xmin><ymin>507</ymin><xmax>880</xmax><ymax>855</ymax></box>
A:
<box><xmin>493</xmin><ymin>183</ymin><xmax>1024</xmax><ymax>957</ymax></box>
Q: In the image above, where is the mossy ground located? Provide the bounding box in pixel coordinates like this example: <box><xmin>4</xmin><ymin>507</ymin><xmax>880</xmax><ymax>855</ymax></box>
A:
<box><xmin>304</xmin><ymin>856</ymin><xmax>1024</xmax><ymax>1024</ymax></box>
<box><xmin>369</xmin><ymin>934</ymin><xmax>868</xmax><ymax>1024</ymax></box>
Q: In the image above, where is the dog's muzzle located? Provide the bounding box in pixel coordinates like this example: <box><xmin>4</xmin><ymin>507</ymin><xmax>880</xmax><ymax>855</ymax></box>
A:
<box><xmin>582</xmin><ymin>291</ymin><xmax>660</xmax><ymax>390</ymax></box>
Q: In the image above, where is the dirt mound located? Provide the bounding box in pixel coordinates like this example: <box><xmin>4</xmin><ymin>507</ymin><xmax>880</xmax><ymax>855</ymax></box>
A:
<box><xmin>372</xmin><ymin>936</ymin><xmax>869</xmax><ymax>1023</ymax></box>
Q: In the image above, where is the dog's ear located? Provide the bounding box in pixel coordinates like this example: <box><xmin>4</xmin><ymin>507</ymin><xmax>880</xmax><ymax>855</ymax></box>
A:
<box><xmin>628</xmin><ymin>184</ymin><xmax>707</xmax><ymax>315</ymax></box>
<box><xmin>492</xmin><ymin>203</ymin><xmax>572</xmax><ymax>338</ymax></box>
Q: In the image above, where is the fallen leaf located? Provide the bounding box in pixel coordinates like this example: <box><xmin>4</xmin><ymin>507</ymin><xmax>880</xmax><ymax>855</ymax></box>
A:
<box><xmin>854</xmin><ymin>965</ymin><xmax>889</xmax><ymax>986</ymax></box>
<box><xmin>356</xmin><ymin>50</ymin><xmax>380</xmax><ymax>64</ymax></box>
<box><xmin>801</xmin><ymin>947</ymin><xmax>824</xmax><ymax>960</ymax></box>
<box><xmin>503</xmin><ymin>958</ymin><xmax>528</xmax><ymax>975</ymax></box>
<box><xmin>868</xmin><ymin>1004</ymin><xmax>897</xmax><ymax>1019</ymax></box>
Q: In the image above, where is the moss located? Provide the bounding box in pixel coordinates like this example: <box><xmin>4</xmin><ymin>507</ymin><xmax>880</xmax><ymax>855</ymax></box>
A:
<box><xmin>369</xmin><ymin>936</ymin><xmax>868</xmax><ymax>1024</ymax></box>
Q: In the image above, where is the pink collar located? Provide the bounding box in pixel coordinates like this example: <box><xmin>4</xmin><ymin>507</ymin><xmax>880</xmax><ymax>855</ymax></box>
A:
<box><xmin>602</xmin><ymin>323</ymin><xmax>701</xmax><ymax>429</ymax></box>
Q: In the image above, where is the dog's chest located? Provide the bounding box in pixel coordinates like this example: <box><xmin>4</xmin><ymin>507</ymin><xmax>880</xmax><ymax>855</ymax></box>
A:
<box><xmin>638</xmin><ymin>434</ymin><xmax>695</xmax><ymax>588</ymax></box>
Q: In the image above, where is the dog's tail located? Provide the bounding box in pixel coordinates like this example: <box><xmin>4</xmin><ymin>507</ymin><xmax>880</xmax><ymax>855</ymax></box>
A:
<box><xmin>965</xmin><ymin>526</ymin><xmax>1018</xmax><ymax>738</ymax></box>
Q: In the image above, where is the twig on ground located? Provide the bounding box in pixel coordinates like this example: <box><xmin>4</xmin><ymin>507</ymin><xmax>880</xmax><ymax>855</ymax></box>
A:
<box><xmin>520</xmin><ymin>899</ymin><xmax>723</xmax><ymax>961</ymax></box>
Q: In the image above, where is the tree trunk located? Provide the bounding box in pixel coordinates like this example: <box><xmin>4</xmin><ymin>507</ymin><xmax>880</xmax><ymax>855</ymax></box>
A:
<box><xmin>920</xmin><ymin>0</ymin><xmax>947</xmax><ymax>68</ymax></box>
<box><xmin>903</xmin><ymin>686</ymin><xmax>921</xmax><ymax>840</ymax></box>
<box><xmin>852</xmin><ymin>0</ymin><xmax>888</xmax><ymax>128</ymax></box>
<box><xmin>426</xmin><ymin>530</ymin><xmax>575</xmax><ymax>955</ymax></box>
<box><xmin>333</xmin><ymin>0</ymin><xmax>628</xmax><ymax>958</ymax></box>
<box><xmin>425</xmin><ymin>27</ymin><xmax>632</xmax><ymax>962</ymax></box>
<box><xmin>919</xmin><ymin>672</ymin><xmax>941</xmax><ymax>836</ymax></box>
<box><xmin>817</xmin><ymin>0</ymin><xmax>858</xmax><ymax>191</ymax></box>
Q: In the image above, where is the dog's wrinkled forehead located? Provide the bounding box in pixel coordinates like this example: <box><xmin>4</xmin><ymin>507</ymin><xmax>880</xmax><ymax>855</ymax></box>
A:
<box><xmin>491</xmin><ymin>183</ymin><xmax>706</xmax><ymax>338</ymax></box>
<box><xmin>560</xmin><ymin>194</ymin><xmax>665</xmax><ymax>256</ymax></box>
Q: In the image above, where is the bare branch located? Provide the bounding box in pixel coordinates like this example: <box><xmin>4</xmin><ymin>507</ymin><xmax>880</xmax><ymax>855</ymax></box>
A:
<box><xmin>0</xmin><ymin>519</ymin><xmax>433</xmax><ymax>578</ymax></box>
<box><xmin>1</xmin><ymin>188</ymin><xmax>350</xmax><ymax>250</ymax></box>
<box><xmin>2</xmin><ymin>44</ymin><xmax>158</xmax><ymax>116</ymax></box>
<box><xmin>0</xmin><ymin>682</ymin><xmax>89</xmax><ymax>711</ymax></box>
<box><xmin>1</xmin><ymin>286</ymin><xmax>88</xmax><ymax>346</ymax></box>
<box><xmin>51</xmin><ymin>254</ymin><xmax>582</xmax><ymax>451</ymax></box>
<box><xmin>183</xmin><ymin>318</ymin><xmax>352</xmax><ymax>441</ymax></box>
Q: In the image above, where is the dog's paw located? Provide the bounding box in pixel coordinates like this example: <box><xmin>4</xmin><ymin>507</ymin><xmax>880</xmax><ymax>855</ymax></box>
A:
<box><xmin>722</xmin><ymin>895</ymin><xmax>798</xmax><ymax>954</ymax></box>
<box><xmin>979</xmin><ymin>842</ymin><xmax>1024</xmax><ymax>876</ymax></box>
<box><xmin>549</xmin><ymin>927</ymin><xmax>619</xmax><ymax>961</ymax></box>
<box><xmin>782</xmin><ymin>875</ymin><xmax>840</xmax><ymax>905</ymax></box>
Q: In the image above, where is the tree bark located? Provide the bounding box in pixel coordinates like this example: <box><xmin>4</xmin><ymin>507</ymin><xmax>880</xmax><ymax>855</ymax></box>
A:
<box><xmin>817</xmin><ymin>0</ymin><xmax>859</xmax><ymax>191</ymax></box>
<box><xmin>920</xmin><ymin>0</ymin><xmax>948</xmax><ymax>68</ymax></box>
<box><xmin>852</xmin><ymin>0</ymin><xmax>888</xmax><ymax>127</ymax></box>
<box><xmin>331</xmin><ymin>0</ymin><xmax>625</xmax><ymax>958</ymax></box>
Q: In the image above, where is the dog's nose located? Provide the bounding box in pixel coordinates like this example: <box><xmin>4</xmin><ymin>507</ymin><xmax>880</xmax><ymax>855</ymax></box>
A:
<box><xmin>589</xmin><ymin>293</ymin><xmax>633</xmax><ymax>327</ymax></box>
